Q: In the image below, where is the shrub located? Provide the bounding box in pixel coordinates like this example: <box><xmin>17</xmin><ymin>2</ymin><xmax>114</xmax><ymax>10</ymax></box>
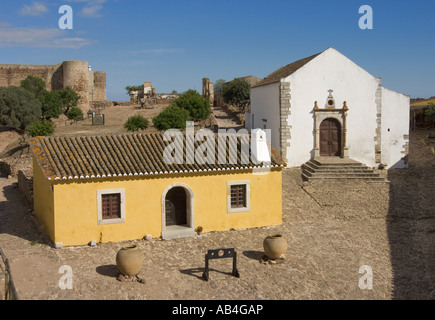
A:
<box><xmin>153</xmin><ymin>106</ymin><xmax>190</xmax><ymax>130</ymax></box>
<box><xmin>20</xmin><ymin>75</ymin><xmax>46</xmax><ymax>98</ymax></box>
<box><xmin>27</xmin><ymin>119</ymin><xmax>55</xmax><ymax>137</ymax></box>
<box><xmin>58</xmin><ymin>87</ymin><xmax>80</xmax><ymax>114</ymax></box>
<box><xmin>38</xmin><ymin>90</ymin><xmax>63</xmax><ymax>119</ymax></box>
<box><xmin>66</xmin><ymin>107</ymin><xmax>84</xmax><ymax>122</ymax></box>
<box><xmin>222</xmin><ymin>78</ymin><xmax>251</xmax><ymax>113</ymax></box>
<box><xmin>124</xmin><ymin>115</ymin><xmax>149</xmax><ymax>131</ymax></box>
<box><xmin>171</xmin><ymin>89</ymin><xmax>210</xmax><ymax>120</ymax></box>
<box><xmin>424</xmin><ymin>103</ymin><xmax>435</xmax><ymax>123</ymax></box>
<box><xmin>0</xmin><ymin>86</ymin><xmax>42</xmax><ymax>130</ymax></box>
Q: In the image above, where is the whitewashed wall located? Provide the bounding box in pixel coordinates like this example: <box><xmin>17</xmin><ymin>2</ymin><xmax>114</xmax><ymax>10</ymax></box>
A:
<box><xmin>381</xmin><ymin>87</ymin><xmax>410</xmax><ymax>169</ymax></box>
<box><xmin>249</xmin><ymin>47</ymin><xmax>410</xmax><ymax>169</ymax></box>
<box><xmin>248</xmin><ymin>82</ymin><xmax>281</xmax><ymax>153</ymax></box>
<box><xmin>284</xmin><ymin>47</ymin><xmax>379</xmax><ymax>167</ymax></box>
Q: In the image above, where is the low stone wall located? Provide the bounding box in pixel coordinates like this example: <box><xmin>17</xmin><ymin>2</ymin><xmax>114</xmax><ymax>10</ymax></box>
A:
<box><xmin>18</xmin><ymin>170</ymin><xmax>33</xmax><ymax>208</ymax></box>
<box><xmin>199</xmin><ymin>114</ymin><xmax>219</xmax><ymax>133</ymax></box>
<box><xmin>112</xmin><ymin>101</ymin><xmax>131</xmax><ymax>106</ymax></box>
<box><xmin>155</xmin><ymin>98</ymin><xmax>174</xmax><ymax>105</ymax></box>
<box><xmin>91</xmin><ymin>100</ymin><xmax>113</xmax><ymax>109</ymax></box>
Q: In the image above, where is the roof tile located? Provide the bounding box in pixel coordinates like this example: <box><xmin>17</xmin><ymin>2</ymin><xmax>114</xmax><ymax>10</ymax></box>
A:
<box><xmin>31</xmin><ymin>132</ymin><xmax>285</xmax><ymax>181</ymax></box>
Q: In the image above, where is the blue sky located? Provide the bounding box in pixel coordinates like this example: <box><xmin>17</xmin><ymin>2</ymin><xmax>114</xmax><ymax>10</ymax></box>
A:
<box><xmin>1</xmin><ymin>0</ymin><xmax>434</xmax><ymax>101</ymax></box>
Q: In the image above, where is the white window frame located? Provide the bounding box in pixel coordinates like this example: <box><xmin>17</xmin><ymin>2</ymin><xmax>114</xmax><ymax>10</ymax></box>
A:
<box><xmin>97</xmin><ymin>189</ymin><xmax>126</xmax><ymax>225</ymax></box>
<box><xmin>227</xmin><ymin>181</ymin><xmax>250</xmax><ymax>213</ymax></box>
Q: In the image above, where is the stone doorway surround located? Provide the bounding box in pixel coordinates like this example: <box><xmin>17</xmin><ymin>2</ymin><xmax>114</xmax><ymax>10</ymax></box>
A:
<box><xmin>161</xmin><ymin>183</ymin><xmax>195</xmax><ymax>240</ymax></box>
<box><xmin>313</xmin><ymin>97</ymin><xmax>349</xmax><ymax>159</ymax></box>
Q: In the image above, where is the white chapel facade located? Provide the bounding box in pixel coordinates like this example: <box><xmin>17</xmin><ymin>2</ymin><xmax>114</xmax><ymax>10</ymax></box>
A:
<box><xmin>246</xmin><ymin>47</ymin><xmax>410</xmax><ymax>169</ymax></box>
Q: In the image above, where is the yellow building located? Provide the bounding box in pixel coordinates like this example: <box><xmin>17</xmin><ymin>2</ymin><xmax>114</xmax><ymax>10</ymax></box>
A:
<box><xmin>31</xmin><ymin>132</ymin><xmax>284</xmax><ymax>247</ymax></box>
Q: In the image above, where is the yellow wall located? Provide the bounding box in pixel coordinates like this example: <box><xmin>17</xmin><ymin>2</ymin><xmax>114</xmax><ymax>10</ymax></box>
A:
<box><xmin>48</xmin><ymin>169</ymin><xmax>282</xmax><ymax>246</ymax></box>
<box><xmin>32</xmin><ymin>156</ymin><xmax>55</xmax><ymax>241</ymax></box>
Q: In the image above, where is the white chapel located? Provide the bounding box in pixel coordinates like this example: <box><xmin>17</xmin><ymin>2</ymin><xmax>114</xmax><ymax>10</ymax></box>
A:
<box><xmin>246</xmin><ymin>47</ymin><xmax>410</xmax><ymax>170</ymax></box>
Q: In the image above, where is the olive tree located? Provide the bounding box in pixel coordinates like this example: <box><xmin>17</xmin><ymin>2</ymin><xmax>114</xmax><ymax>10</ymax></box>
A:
<box><xmin>222</xmin><ymin>78</ymin><xmax>251</xmax><ymax>113</ymax></box>
<box><xmin>0</xmin><ymin>86</ymin><xmax>42</xmax><ymax>130</ymax></box>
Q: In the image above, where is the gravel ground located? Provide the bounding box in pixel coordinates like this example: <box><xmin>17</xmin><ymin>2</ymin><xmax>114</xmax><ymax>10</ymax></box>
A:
<box><xmin>0</xmin><ymin>127</ymin><xmax>434</xmax><ymax>300</ymax></box>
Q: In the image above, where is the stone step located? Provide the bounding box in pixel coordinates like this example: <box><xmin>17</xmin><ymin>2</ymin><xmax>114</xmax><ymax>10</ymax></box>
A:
<box><xmin>310</xmin><ymin>159</ymin><xmax>365</xmax><ymax>167</ymax></box>
<box><xmin>301</xmin><ymin>172</ymin><xmax>387</xmax><ymax>182</ymax></box>
<box><xmin>303</xmin><ymin>171</ymin><xmax>381</xmax><ymax>178</ymax></box>
<box><xmin>301</xmin><ymin>157</ymin><xmax>387</xmax><ymax>182</ymax></box>
<box><xmin>302</xmin><ymin>163</ymin><xmax>373</xmax><ymax>174</ymax></box>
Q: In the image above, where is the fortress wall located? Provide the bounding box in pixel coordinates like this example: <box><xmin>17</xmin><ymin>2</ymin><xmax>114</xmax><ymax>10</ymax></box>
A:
<box><xmin>0</xmin><ymin>61</ymin><xmax>106</xmax><ymax>112</ymax></box>
<box><xmin>0</xmin><ymin>64</ymin><xmax>59</xmax><ymax>89</ymax></box>
<box><xmin>62</xmin><ymin>61</ymin><xmax>90</xmax><ymax>111</ymax></box>
<box><xmin>92</xmin><ymin>71</ymin><xmax>106</xmax><ymax>101</ymax></box>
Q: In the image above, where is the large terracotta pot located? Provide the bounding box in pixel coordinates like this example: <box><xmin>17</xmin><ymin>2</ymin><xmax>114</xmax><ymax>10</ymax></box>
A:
<box><xmin>116</xmin><ymin>245</ymin><xmax>143</xmax><ymax>276</ymax></box>
<box><xmin>263</xmin><ymin>234</ymin><xmax>287</xmax><ymax>260</ymax></box>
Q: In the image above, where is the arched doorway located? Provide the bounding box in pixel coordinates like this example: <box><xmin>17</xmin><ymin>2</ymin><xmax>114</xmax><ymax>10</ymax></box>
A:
<box><xmin>165</xmin><ymin>187</ymin><xmax>187</xmax><ymax>226</ymax></box>
<box><xmin>161</xmin><ymin>183</ymin><xmax>195</xmax><ymax>239</ymax></box>
<box><xmin>319</xmin><ymin>118</ymin><xmax>341</xmax><ymax>156</ymax></box>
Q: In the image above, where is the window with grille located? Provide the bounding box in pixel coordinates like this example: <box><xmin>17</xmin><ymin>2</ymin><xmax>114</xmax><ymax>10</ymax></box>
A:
<box><xmin>101</xmin><ymin>193</ymin><xmax>121</xmax><ymax>220</ymax></box>
<box><xmin>97</xmin><ymin>189</ymin><xmax>125</xmax><ymax>224</ymax></box>
<box><xmin>227</xmin><ymin>181</ymin><xmax>250</xmax><ymax>213</ymax></box>
<box><xmin>231</xmin><ymin>184</ymin><xmax>246</xmax><ymax>208</ymax></box>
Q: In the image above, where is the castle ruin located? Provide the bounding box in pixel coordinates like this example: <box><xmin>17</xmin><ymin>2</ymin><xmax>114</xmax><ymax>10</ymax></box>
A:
<box><xmin>0</xmin><ymin>60</ymin><xmax>106</xmax><ymax>112</ymax></box>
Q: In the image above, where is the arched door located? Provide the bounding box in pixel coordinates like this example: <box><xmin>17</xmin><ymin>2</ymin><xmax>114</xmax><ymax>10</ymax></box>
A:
<box><xmin>319</xmin><ymin>118</ymin><xmax>341</xmax><ymax>156</ymax></box>
<box><xmin>165</xmin><ymin>187</ymin><xmax>187</xmax><ymax>226</ymax></box>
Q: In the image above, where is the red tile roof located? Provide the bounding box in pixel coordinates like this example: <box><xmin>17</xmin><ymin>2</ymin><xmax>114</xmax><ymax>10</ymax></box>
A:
<box><xmin>252</xmin><ymin>52</ymin><xmax>322</xmax><ymax>88</ymax></box>
<box><xmin>31</xmin><ymin>132</ymin><xmax>285</xmax><ymax>181</ymax></box>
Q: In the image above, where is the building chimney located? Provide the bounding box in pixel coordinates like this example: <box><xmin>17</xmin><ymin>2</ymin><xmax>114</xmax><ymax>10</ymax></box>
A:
<box><xmin>251</xmin><ymin>129</ymin><xmax>271</xmax><ymax>163</ymax></box>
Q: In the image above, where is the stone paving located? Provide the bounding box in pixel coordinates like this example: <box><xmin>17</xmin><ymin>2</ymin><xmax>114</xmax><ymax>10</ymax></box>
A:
<box><xmin>0</xmin><ymin>128</ymin><xmax>434</xmax><ymax>300</ymax></box>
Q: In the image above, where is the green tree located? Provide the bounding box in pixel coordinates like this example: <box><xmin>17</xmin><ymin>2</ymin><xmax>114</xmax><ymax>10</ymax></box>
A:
<box><xmin>222</xmin><ymin>78</ymin><xmax>251</xmax><ymax>113</ymax></box>
<box><xmin>424</xmin><ymin>103</ymin><xmax>435</xmax><ymax>124</ymax></box>
<box><xmin>0</xmin><ymin>86</ymin><xmax>42</xmax><ymax>130</ymax></box>
<box><xmin>20</xmin><ymin>75</ymin><xmax>46</xmax><ymax>98</ymax></box>
<box><xmin>57</xmin><ymin>86</ymin><xmax>80</xmax><ymax>114</ymax></box>
<box><xmin>38</xmin><ymin>90</ymin><xmax>63</xmax><ymax>119</ymax></box>
<box><xmin>125</xmin><ymin>85</ymin><xmax>144</xmax><ymax>94</ymax></box>
<box><xmin>153</xmin><ymin>105</ymin><xmax>190</xmax><ymax>130</ymax></box>
<box><xmin>20</xmin><ymin>76</ymin><xmax>80</xmax><ymax>118</ymax></box>
<box><xmin>214</xmin><ymin>79</ymin><xmax>226</xmax><ymax>93</ymax></box>
<box><xmin>67</xmin><ymin>107</ymin><xmax>84</xmax><ymax>122</ymax></box>
<box><xmin>27</xmin><ymin>119</ymin><xmax>55</xmax><ymax>137</ymax></box>
<box><xmin>171</xmin><ymin>89</ymin><xmax>210</xmax><ymax>120</ymax></box>
<box><xmin>124</xmin><ymin>115</ymin><xmax>149</xmax><ymax>131</ymax></box>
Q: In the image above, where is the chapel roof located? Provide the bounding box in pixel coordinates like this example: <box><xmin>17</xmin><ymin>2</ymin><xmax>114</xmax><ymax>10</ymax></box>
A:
<box><xmin>31</xmin><ymin>132</ymin><xmax>285</xmax><ymax>181</ymax></box>
<box><xmin>252</xmin><ymin>51</ymin><xmax>323</xmax><ymax>88</ymax></box>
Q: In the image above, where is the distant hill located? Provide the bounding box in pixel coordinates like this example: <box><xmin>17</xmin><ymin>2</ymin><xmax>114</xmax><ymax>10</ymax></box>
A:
<box><xmin>411</xmin><ymin>97</ymin><xmax>435</xmax><ymax>106</ymax></box>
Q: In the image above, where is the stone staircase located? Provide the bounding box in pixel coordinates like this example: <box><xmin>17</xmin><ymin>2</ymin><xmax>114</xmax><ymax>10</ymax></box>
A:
<box><xmin>301</xmin><ymin>157</ymin><xmax>387</xmax><ymax>182</ymax></box>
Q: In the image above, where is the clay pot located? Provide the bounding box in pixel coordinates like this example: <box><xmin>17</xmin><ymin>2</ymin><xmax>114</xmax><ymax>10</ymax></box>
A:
<box><xmin>263</xmin><ymin>234</ymin><xmax>288</xmax><ymax>260</ymax></box>
<box><xmin>116</xmin><ymin>245</ymin><xmax>143</xmax><ymax>276</ymax></box>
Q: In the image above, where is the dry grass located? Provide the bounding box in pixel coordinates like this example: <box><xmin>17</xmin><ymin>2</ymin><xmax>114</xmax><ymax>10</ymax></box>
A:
<box><xmin>52</xmin><ymin>103</ymin><xmax>171</xmax><ymax>137</ymax></box>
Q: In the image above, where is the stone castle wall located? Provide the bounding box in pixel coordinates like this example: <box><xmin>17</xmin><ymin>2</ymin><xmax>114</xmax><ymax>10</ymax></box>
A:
<box><xmin>0</xmin><ymin>61</ymin><xmax>106</xmax><ymax>112</ymax></box>
<box><xmin>93</xmin><ymin>71</ymin><xmax>106</xmax><ymax>101</ymax></box>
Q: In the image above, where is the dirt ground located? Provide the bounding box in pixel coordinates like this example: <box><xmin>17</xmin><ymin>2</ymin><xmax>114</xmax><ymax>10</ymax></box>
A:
<box><xmin>52</xmin><ymin>102</ymin><xmax>171</xmax><ymax>136</ymax></box>
<box><xmin>0</xmin><ymin>104</ymin><xmax>434</xmax><ymax>300</ymax></box>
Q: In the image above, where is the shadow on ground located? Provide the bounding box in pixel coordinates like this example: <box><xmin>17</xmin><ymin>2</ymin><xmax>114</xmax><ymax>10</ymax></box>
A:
<box><xmin>387</xmin><ymin>129</ymin><xmax>435</xmax><ymax>299</ymax></box>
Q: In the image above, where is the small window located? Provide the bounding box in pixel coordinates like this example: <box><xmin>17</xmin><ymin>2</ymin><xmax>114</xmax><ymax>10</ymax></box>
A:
<box><xmin>227</xmin><ymin>181</ymin><xmax>250</xmax><ymax>213</ymax></box>
<box><xmin>97</xmin><ymin>189</ymin><xmax>125</xmax><ymax>224</ymax></box>
<box><xmin>231</xmin><ymin>185</ymin><xmax>246</xmax><ymax>208</ymax></box>
<box><xmin>102</xmin><ymin>193</ymin><xmax>121</xmax><ymax>220</ymax></box>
